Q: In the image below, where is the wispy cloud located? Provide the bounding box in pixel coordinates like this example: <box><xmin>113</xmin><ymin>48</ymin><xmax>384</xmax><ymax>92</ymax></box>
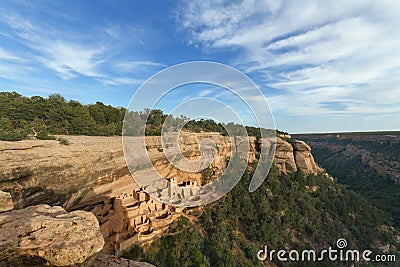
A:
<box><xmin>179</xmin><ymin>0</ymin><xmax>400</xmax><ymax>117</ymax></box>
<box><xmin>0</xmin><ymin>9</ymin><xmax>110</xmax><ymax>79</ymax></box>
<box><xmin>114</xmin><ymin>61</ymin><xmax>167</xmax><ymax>74</ymax></box>
<box><xmin>98</xmin><ymin>77</ymin><xmax>144</xmax><ymax>86</ymax></box>
<box><xmin>197</xmin><ymin>89</ymin><xmax>213</xmax><ymax>97</ymax></box>
<box><xmin>0</xmin><ymin>3</ymin><xmax>165</xmax><ymax>88</ymax></box>
<box><xmin>0</xmin><ymin>47</ymin><xmax>21</xmax><ymax>61</ymax></box>
<box><xmin>37</xmin><ymin>42</ymin><xmax>106</xmax><ymax>79</ymax></box>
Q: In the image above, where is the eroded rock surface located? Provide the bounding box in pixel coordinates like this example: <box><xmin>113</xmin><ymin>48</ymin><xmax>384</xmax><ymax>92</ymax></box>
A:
<box><xmin>65</xmin><ymin>174</ymin><xmax>186</xmax><ymax>255</ymax></box>
<box><xmin>268</xmin><ymin>137</ymin><xmax>322</xmax><ymax>175</ymax></box>
<box><xmin>293</xmin><ymin>140</ymin><xmax>322</xmax><ymax>174</ymax></box>
<box><xmin>0</xmin><ymin>190</ymin><xmax>14</xmax><ymax>212</ymax></box>
<box><xmin>0</xmin><ymin>136</ymin><xmax>129</xmax><ymax>208</ymax></box>
<box><xmin>0</xmin><ymin>204</ymin><xmax>104</xmax><ymax>266</ymax></box>
<box><xmin>272</xmin><ymin>138</ymin><xmax>298</xmax><ymax>173</ymax></box>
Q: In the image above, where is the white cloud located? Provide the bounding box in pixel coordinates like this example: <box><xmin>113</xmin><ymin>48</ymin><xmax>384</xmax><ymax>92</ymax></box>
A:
<box><xmin>36</xmin><ymin>42</ymin><xmax>105</xmax><ymax>79</ymax></box>
<box><xmin>197</xmin><ymin>89</ymin><xmax>213</xmax><ymax>97</ymax></box>
<box><xmin>114</xmin><ymin>61</ymin><xmax>167</xmax><ymax>74</ymax></box>
<box><xmin>0</xmin><ymin>47</ymin><xmax>21</xmax><ymax>61</ymax></box>
<box><xmin>0</xmin><ymin>7</ymin><xmax>164</xmax><ymax>84</ymax></box>
<box><xmin>0</xmin><ymin>10</ymin><xmax>106</xmax><ymax>79</ymax></box>
<box><xmin>98</xmin><ymin>77</ymin><xmax>144</xmax><ymax>86</ymax></box>
<box><xmin>179</xmin><ymin>0</ymin><xmax>400</xmax><ymax>119</ymax></box>
<box><xmin>0</xmin><ymin>47</ymin><xmax>35</xmax><ymax>80</ymax></box>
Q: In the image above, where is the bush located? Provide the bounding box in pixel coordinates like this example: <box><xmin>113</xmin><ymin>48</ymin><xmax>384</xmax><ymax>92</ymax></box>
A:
<box><xmin>36</xmin><ymin>132</ymin><xmax>56</xmax><ymax>140</ymax></box>
<box><xmin>202</xmin><ymin>166</ymin><xmax>213</xmax><ymax>185</ymax></box>
<box><xmin>0</xmin><ymin>117</ymin><xmax>27</xmax><ymax>141</ymax></box>
<box><xmin>0</xmin><ymin>131</ymin><xmax>26</xmax><ymax>141</ymax></box>
<box><xmin>58</xmin><ymin>137</ymin><xmax>69</xmax><ymax>145</ymax></box>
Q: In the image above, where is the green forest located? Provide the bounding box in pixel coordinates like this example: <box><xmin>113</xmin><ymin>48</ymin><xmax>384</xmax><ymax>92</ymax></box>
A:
<box><xmin>123</xmin><ymin>165</ymin><xmax>400</xmax><ymax>266</ymax></box>
<box><xmin>0</xmin><ymin>92</ymin><xmax>275</xmax><ymax>141</ymax></box>
<box><xmin>311</xmin><ymin>145</ymin><xmax>400</xmax><ymax>227</ymax></box>
<box><xmin>0</xmin><ymin>92</ymin><xmax>125</xmax><ymax>140</ymax></box>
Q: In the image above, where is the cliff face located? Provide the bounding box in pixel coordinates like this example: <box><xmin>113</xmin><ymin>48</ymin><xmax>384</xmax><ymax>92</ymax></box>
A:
<box><xmin>0</xmin><ymin>133</ymin><xmax>322</xmax><ymax>255</ymax></box>
<box><xmin>270</xmin><ymin>138</ymin><xmax>322</xmax><ymax>175</ymax></box>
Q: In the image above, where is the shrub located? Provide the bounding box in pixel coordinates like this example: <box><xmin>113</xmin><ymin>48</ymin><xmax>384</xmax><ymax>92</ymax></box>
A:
<box><xmin>0</xmin><ymin>131</ymin><xmax>26</xmax><ymax>141</ymax></box>
<box><xmin>58</xmin><ymin>137</ymin><xmax>69</xmax><ymax>145</ymax></box>
<box><xmin>0</xmin><ymin>117</ymin><xmax>27</xmax><ymax>141</ymax></box>
<box><xmin>36</xmin><ymin>132</ymin><xmax>56</xmax><ymax>140</ymax></box>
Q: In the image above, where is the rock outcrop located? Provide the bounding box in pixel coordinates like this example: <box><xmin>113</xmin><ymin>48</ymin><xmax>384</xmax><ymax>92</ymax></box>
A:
<box><xmin>0</xmin><ymin>134</ymin><xmax>321</xmax><ymax>209</ymax></box>
<box><xmin>293</xmin><ymin>140</ymin><xmax>322</xmax><ymax>174</ymax></box>
<box><xmin>0</xmin><ymin>190</ymin><xmax>14</xmax><ymax>212</ymax></box>
<box><xmin>272</xmin><ymin>138</ymin><xmax>298</xmax><ymax>173</ymax></box>
<box><xmin>65</xmin><ymin>132</ymin><xmax>237</xmax><ymax>255</ymax></box>
<box><xmin>270</xmin><ymin>138</ymin><xmax>322</xmax><ymax>175</ymax></box>
<box><xmin>0</xmin><ymin>204</ymin><xmax>104</xmax><ymax>266</ymax></box>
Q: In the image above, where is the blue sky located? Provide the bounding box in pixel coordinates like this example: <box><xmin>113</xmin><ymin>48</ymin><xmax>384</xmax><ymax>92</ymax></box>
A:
<box><xmin>0</xmin><ymin>0</ymin><xmax>399</xmax><ymax>133</ymax></box>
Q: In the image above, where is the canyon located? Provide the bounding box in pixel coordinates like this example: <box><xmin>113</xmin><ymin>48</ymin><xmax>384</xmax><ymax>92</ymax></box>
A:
<box><xmin>295</xmin><ymin>133</ymin><xmax>400</xmax><ymax>184</ymax></box>
<box><xmin>0</xmin><ymin>132</ymin><xmax>323</xmax><ymax>257</ymax></box>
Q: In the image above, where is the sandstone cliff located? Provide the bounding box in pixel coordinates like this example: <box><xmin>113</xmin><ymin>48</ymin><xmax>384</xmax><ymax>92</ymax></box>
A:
<box><xmin>264</xmin><ymin>137</ymin><xmax>322</xmax><ymax>175</ymax></box>
<box><xmin>0</xmin><ymin>133</ymin><xmax>323</xmax><ymax>255</ymax></box>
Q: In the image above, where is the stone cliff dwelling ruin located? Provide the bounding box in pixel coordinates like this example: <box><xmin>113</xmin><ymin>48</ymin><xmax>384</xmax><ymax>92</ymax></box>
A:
<box><xmin>63</xmin><ymin>133</ymin><xmax>322</xmax><ymax>255</ymax></box>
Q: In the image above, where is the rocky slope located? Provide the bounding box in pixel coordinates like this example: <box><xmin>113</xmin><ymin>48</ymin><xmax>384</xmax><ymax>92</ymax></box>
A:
<box><xmin>0</xmin><ymin>133</ymin><xmax>323</xmax><ymax>255</ymax></box>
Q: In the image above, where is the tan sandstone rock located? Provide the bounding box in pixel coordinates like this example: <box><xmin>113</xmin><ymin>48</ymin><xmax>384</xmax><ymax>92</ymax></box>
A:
<box><xmin>293</xmin><ymin>140</ymin><xmax>322</xmax><ymax>174</ymax></box>
<box><xmin>0</xmin><ymin>190</ymin><xmax>14</xmax><ymax>212</ymax></box>
<box><xmin>0</xmin><ymin>204</ymin><xmax>104</xmax><ymax>266</ymax></box>
<box><xmin>273</xmin><ymin>137</ymin><xmax>298</xmax><ymax>173</ymax></box>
